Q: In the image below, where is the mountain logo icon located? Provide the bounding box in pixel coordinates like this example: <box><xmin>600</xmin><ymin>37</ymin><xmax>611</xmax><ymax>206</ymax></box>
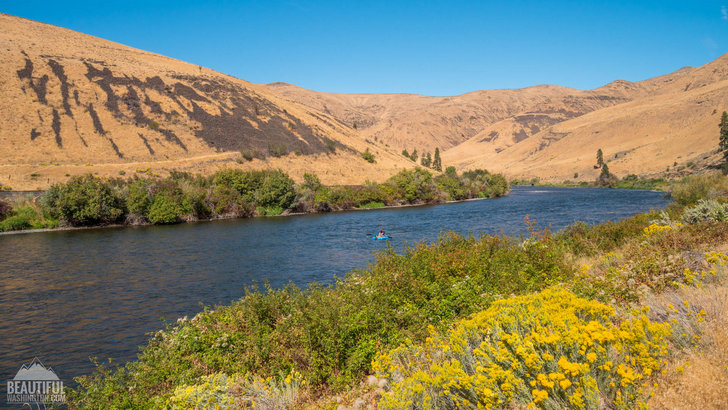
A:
<box><xmin>12</xmin><ymin>358</ymin><xmax>60</xmax><ymax>381</ymax></box>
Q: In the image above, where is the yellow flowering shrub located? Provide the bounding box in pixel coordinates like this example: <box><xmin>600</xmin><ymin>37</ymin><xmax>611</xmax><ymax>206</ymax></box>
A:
<box><xmin>642</xmin><ymin>223</ymin><xmax>677</xmax><ymax>237</ymax></box>
<box><xmin>167</xmin><ymin>370</ymin><xmax>306</xmax><ymax>409</ymax></box>
<box><xmin>373</xmin><ymin>287</ymin><xmax>671</xmax><ymax>409</ymax></box>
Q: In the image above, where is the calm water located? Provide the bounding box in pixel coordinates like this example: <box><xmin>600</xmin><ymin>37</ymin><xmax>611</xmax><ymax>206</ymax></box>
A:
<box><xmin>0</xmin><ymin>186</ymin><xmax>669</xmax><ymax>386</ymax></box>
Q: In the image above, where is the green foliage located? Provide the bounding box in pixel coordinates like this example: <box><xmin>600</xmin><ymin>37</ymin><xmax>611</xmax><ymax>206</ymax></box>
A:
<box><xmin>596</xmin><ymin>148</ymin><xmax>604</xmax><ymax>167</ymax></box>
<box><xmin>358</xmin><ymin>201</ymin><xmax>385</xmax><ymax>209</ymax></box>
<box><xmin>432</xmin><ymin>147</ymin><xmax>442</xmax><ymax>171</ymax></box>
<box><xmin>0</xmin><ymin>204</ymin><xmax>58</xmax><ymax>232</ymax></box>
<box><xmin>239</xmin><ymin>149</ymin><xmax>262</xmax><ymax>161</ymax></box>
<box><xmin>614</xmin><ymin>174</ymin><xmax>666</xmax><ymax>190</ymax></box>
<box><xmin>401</xmin><ymin>149</ymin><xmax>409</xmax><ymax>158</ymax></box>
<box><xmin>420</xmin><ymin>152</ymin><xmax>432</xmax><ymax>168</ymax></box>
<box><xmin>149</xmin><ymin>120</ymin><xmax>159</xmax><ymax>130</ymax></box>
<box><xmin>669</xmin><ymin>172</ymin><xmax>728</xmax><ymax>206</ymax></box>
<box><xmin>434</xmin><ymin>173</ymin><xmax>467</xmax><ymax>201</ymax></box>
<box><xmin>386</xmin><ymin>168</ymin><xmax>436</xmax><ymax>203</ymax></box>
<box><xmin>268</xmin><ymin>143</ymin><xmax>289</xmax><ymax>157</ymax></box>
<box><xmin>126</xmin><ymin>178</ymin><xmax>153</xmax><ymax>216</ymax></box>
<box><xmin>681</xmin><ymin>199</ymin><xmax>728</xmax><ymax>224</ymax></box>
<box><xmin>361</xmin><ymin>148</ymin><xmax>375</xmax><ymax>163</ymax></box>
<box><xmin>256</xmin><ymin>170</ymin><xmax>296</xmax><ymax>209</ymax></box>
<box><xmin>53</xmin><ymin>175</ymin><xmax>125</xmax><ymax>226</ymax></box>
<box><xmin>410</xmin><ymin>149</ymin><xmax>418</xmax><ymax>162</ymax></box>
<box><xmin>720</xmin><ymin>111</ymin><xmax>728</xmax><ymax>164</ymax></box>
<box><xmin>147</xmin><ymin>193</ymin><xmax>184</xmax><ymax>224</ymax></box>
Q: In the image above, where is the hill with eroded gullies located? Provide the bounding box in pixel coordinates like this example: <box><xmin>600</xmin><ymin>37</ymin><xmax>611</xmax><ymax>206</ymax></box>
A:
<box><xmin>0</xmin><ymin>13</ymin><xmax>412</xmax><ymax>190</ymax></box>
<box><xmin>3</xmin><ymin>12</ymin><xmax>728</xmax><ymax>189</ymax></box>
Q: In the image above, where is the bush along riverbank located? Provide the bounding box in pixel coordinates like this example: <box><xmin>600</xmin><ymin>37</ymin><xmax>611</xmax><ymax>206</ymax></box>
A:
<box><xmin>0</xmin><ymin>166</ymin><xmax>508</xmax><ymax>232</ymax></box>
<box><xmin>64</xmin><ymin>172</ymin><xmax>728</xmax><ymax>408</ymax></box>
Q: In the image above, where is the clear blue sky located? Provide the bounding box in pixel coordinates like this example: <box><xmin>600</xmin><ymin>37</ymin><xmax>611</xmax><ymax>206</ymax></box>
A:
<box><xmin>3</xmin><ymin>1</ymin><xmax>728</xmax><ymax>96</ymax></box>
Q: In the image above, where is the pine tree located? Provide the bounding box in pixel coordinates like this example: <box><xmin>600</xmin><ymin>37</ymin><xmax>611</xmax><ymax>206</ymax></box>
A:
<box><xmin>433</xmin><ymin>148</ymin><xmax>442</xmax><ymax>171</ymax></box>
<box><xmin>402</xmin><ymin>149</ymin><xmax>410</xmax><ymax>159</ymax></box>
<box><xmin>600</xmin><ymin>163</ymin><xmax>610</xmax><ymax>179</ymax></box>
<box><xmin>720</xmin><ymin>111</ymin><xmax>728</xmax><ymax>164</ymax></box>
<box><xmin>596</xmin><ymin>148</ymin><xmax>604</xmax><ymax>167</ymax></box>
<box><xmin>411</xmin><ymin>149</ymin><xmax>418</xmax><ymax>162</ymax></box>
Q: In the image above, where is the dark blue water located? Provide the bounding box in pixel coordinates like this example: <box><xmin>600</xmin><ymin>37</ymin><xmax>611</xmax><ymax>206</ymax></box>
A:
<box><xmin>0</xmin><ymin>186</ymin><xmax>669</xmax><ymax>386</ymax></box>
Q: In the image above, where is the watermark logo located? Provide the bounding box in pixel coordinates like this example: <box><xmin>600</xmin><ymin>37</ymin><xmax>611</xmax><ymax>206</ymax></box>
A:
<box><xmin>6</xmin><ymin>358</ymin><xmax>65</xmax><ymax>405</ymax></box>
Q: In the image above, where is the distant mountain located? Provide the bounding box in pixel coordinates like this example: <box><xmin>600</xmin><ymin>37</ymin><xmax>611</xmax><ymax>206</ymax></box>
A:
<box><xmin>267</xmin><ymin>57</ymin><xmax>727</xmax><ymax>181</ymax></box>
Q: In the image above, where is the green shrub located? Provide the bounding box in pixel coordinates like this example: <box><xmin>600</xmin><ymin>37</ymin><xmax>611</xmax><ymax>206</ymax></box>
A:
<box><xmin>669</xmin><ymin>172</ymin><xmax>728</xmax><ymax>206</ymax></box>
<box><xmin>386</xmin><ymin>168</ymin><xmax>437</xmax><ymax>203</ymax></box>
<box><xmin>0</xmin><ymin>213</ymin><xmax>31</xmax><ymax>231</ymax></box>
<box><xmin>435</xmin><ymin>173</ymin><xmax>467</xmax><ymax>200</ymax></box>
<box><xmin>681</xmin><ymin>199</ymin><xmax>728</xmax><ymax>224</ymax></box>
<box><xmin>126</xmin><ymin>178</ymin><xmax>153</xmax><ymax>217</ymax></box>
<box><xmin>0</xmin><ymin>206</ymin><xmax>57</xmax><ymax>232</ymax></box>
<box><xmin>256</xmin><ymin>170</ymin><xmax>296</xmax><ymax>209</ymax></box>
<box><xmin>54</xmin><ymin>175</ymin><xmax>124</xmax><ymax>226</ymax></box>
<box><xmin>257</xmin><ymin>206</ymin><xmax>284</xmax><ymax>216</ymax></box>
<box><xmin>358</xmin><ymin>201</ymin><xmax>385</xmax><ymax>209</ymax></box>
<box><xmin>268</xmin><ymin>143</ymin><xmax>289</xmax><ymax>158</ymax></box>
<box><xmin>147</xmin><ymin>193</ymin><xmax>183</xmax><ymax>224</ymax></box>
<box><xmin>361</xmin><ymin>149</ymin><xmax>375</xmax><ymax>163</ymax></box>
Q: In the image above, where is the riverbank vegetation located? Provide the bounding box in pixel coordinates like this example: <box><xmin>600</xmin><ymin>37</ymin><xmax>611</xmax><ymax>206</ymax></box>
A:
<box><xmin>65</xmin><ymin>172</ymin><xmax>728</xmax><ymax>408</ymax></box>
<box><xmin>0</xmin><ymin>167</ymin><xmax>507</xmax><ymax>232</ymax></box>
<box><xmin>511</xmin><ymin>174</ymin><xmax>668</xmax><ymax>190</ymax></box>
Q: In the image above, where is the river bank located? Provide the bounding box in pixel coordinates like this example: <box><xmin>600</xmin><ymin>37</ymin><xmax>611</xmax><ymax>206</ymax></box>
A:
<box><xmin>0</xmin><ymin>167</ymin><xmax>508</xmax><ymax>234</ymax></box>
<box><xmin>60</xmin><ymin>174</ymin><xmax>728</xmax><ymax>408</ymax></box>
<box><xmin>0</xmin><ymin>190</ymin><xmax>502</xmax><ymax>236</ymax></box>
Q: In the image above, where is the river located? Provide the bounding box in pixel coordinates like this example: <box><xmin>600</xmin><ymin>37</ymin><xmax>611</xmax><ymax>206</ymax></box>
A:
<box><xmin>0</xmin><ymin>186</ymin><xmax>670</xmax><ymax>386</ymax></box>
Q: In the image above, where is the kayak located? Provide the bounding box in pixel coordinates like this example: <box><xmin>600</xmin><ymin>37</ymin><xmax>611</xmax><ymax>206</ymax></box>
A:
<box><xmin>372</xmin><ymin>236</ymin><xmax>390</xmax><ymax>240</ymax></box>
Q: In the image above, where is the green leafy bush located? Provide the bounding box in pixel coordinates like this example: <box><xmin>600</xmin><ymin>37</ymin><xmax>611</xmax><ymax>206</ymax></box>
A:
<box><xmin>256</xmin><ymin>170</ymin><xmax>296</xmax><ymax>209</ymax></box>
<box><xmin>681</xmin><ymin>199</ymin><xmax>728</xmax><ymax>224</ymax></box>
<box><xmin>361</xmin><ymin>149</ymin><xmax>375</xmax><ymax>163</ymax></box>
<box><xmin>54</xmin><ymin>175</ymin><xmax>124</xmax><ymax>226</ymax></box>
<box><xmin>147</xmin><ymin>193</ymin><xmax>184</xmax><ymax>224</ymax></box>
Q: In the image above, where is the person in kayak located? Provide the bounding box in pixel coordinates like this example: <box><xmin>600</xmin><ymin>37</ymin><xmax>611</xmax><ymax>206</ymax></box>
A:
<box><xmin>376</xmin><ymin>228</ymin><xmax>386</xmax><ymax>238</ymax></box>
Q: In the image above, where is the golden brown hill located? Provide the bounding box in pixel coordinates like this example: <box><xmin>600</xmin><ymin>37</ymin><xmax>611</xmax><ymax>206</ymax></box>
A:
<box><xmin>446</xmin><ymin>56</ymin><xmax>728</xmax><ymax>181</ymax></box>
<box><xmin>265</xmin><ymin>82</ymin><xmax>634</xmax><ymax>156</ymax></box>
<box><xmin>0</xmin><ymin>14</ymin><xmax>412</xmax><ymax>190</ymax></box>
<box><xmin>267</xmin><ymin>56</ymin><xmax>728</xmax><ymax>182</ymax></box>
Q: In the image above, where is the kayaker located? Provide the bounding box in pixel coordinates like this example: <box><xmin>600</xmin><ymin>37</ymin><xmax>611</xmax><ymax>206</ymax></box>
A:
<box><xmin>377</xmin><ymin>228</ymin><xmax>386</xmax><ymax>238</ymax></box>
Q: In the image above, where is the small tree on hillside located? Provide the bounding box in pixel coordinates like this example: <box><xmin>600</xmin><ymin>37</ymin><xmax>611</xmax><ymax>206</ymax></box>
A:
<box><xmin>402</xmin><ymin>149</ymin><xmax>410</xmax><ymax>159</ymax></box>
<box><xmin>596</xmin><ymin>148</ymin><xmax>604</xmax><ymax>168</ymax></box>
<box><xmin>720</xmin><ymin>111</ymin><xmax>728</xmax><ymax>172</ymax></box>
<box><xmin>421</xmin><ymin>152</ymin><xmax>432</xmax><ymax>168</ymax></box>
<box><xmin>433</xmin><ymin>148</ymin><xmax>442</xmax><ymax>171</ymax></box>
<box><xmin>411</xmin><ymin>149</ymin><xmax>418</xmax><ymax>162</ymax></box>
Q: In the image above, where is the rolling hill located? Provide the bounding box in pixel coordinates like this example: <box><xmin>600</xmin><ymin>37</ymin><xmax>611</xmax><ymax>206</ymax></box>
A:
<box><xmin>0</xmin><ymin>13</ymin><xmax>412</xmax><ymax>190</ymax></box>
<box><xmin>2</xmin><ymin>12</ymin><xmax>726</xmax><ymax>190</ymax></box>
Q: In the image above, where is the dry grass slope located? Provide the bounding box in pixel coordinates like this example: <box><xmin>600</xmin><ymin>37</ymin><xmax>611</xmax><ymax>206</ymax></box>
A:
<box><xmin>0</xmin><ymin>13</ymin><xmax>413</xmax><ymax>189</ymax></box>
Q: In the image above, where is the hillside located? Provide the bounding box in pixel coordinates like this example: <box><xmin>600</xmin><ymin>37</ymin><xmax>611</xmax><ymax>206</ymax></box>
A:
<box><xmin>3</xmin><ymin>12</ymin><xmax>728</xmax><ymax>189</ymax></box>
<box><xmin>0</xmin><ymin>14</ymin><xmax>412</xmax><ymax>190</ymax></box>
<box><xmin>445</xmin><ymin>57</ymin><xmax>728</xmax><ymax>180</ymax></box>
<box><xmin>268</xmin><ymin>56</ymin><xmax>728</xmax><ymax>182</ymax></box>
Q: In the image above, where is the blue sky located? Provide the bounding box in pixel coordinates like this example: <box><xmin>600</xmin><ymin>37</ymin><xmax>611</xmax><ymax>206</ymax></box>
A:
<box><xmin>3</xmin><ymin>1</ymin><xmax>728</xmax><ymax>96</ymax></box>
